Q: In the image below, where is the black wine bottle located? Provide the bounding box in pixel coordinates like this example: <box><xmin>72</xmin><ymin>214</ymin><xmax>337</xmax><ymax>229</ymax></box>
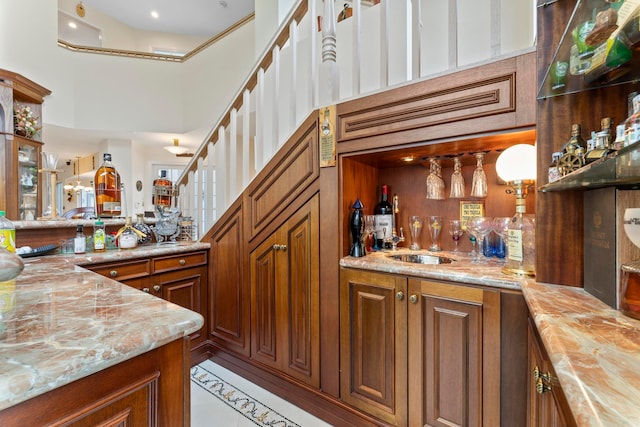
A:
<box><xmin>374</xmin><ymin>185</ymin><xmax>393</xmax><ymax>249</ymax></box>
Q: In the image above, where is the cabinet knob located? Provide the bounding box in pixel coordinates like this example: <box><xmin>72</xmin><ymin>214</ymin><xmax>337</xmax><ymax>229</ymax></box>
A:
<box><xmin>395</xmin><ymin>291</ymin><xmax>404</xmax><ymax>301</ymax></box>
<box><xmin>409</xmin><ymin>294</ymin><xmax>418</xmax><ymax>304</ymax></box>
<box><xmin>273</xmin><ymin>244</ymin><xmax>280</xmax><ymax>251</ymax></box>
<box><xmin>536</xmin><ymin>378</ymin><xmax>552</xmax><ymax>394</ymax></box>
<box><xmin>179</xmin><ymin>259</ymin><xmax>186</xmax><ymax>266</ymax></box>
<box><xmin>279</xmin><ymin>244</ymin><xmax>287</xmax><ymax>251</ymax></box>
<box><xmin>153</xmin><ymin>285</ymin><xmax>161</xmax><ymax>292</ymax></box>
<box><xmin>109</xmin><ymin>270</ymin><xmax>118</xmax><ymax>278</ymax></box>
<box><xmin>142</xmin><ymin>287</ymin><xmax>150</xmax><ymax>293</ymax></box>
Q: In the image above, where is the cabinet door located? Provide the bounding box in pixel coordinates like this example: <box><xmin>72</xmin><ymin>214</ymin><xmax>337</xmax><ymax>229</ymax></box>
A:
<box><xmin>250</xmin><ymin>231</ymin><xmax>281</xmax><ymax>370</ymax></box>
<box><xmin>209</xmin><ymin>201</ymin><xmax>250</xmax><ymax>357</ymax></box>
<box><xmin>282</xmin><ymin>193</ymin><xmax>319</xmax><ymax>387</ymax></box>
<box><xmin>527</xmin><ymin>320</ymin><xmax>576</xmax><ymax>427</ymax></box>
<box><xmin>408</xmin><ymin>279</ymin><xmax>500</xmax><ymax>427</ymax></box>
<box><xmin>340</xmin><ymin>268</ymin><xmax>407</xmax><ymax>426</ymax></box>
<box><xmin>153</xmin><ymin>266</ymin><xmax>205</xmax><ymax>345</ymax></box>
<box><xmin>249</xmin><ymin>193</ymin><xmax>320</xmax><ymax>388</ymax></box>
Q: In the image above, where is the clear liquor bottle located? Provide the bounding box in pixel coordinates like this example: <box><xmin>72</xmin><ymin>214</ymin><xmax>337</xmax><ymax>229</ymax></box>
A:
<box><xmin>94</xmin><ymin>153</ymin><xmax>121</xmax><ymax>217</ymax></box>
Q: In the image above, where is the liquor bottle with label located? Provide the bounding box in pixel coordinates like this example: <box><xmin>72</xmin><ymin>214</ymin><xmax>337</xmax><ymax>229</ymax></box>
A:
<box><xmin>152</xmin><ymin>170</ymin><xmax>173</xmax><ymax>207</ymax></box>
<box><xmin>585</xmin><ymin>117</ymin><xmax>616</xmax><ymax>163</ymax></box>
<box><xmin>624</xmin><ymin>93</ymin><xmax>640</xmax><ymax>147</ymax></box>
<box><xmin>94</xmin><ymin>153</ymin><xmax>122</xmax><ymax>217</ymax></box>
<box><xmin>374</xmin><ymin>185</ymin><xmax>393</xmax><ymax>249</ymax></box>
<box><xmin>504</xmin><ymin>202</ymin><xmax>536</xmax><ymax>278</ymax></box>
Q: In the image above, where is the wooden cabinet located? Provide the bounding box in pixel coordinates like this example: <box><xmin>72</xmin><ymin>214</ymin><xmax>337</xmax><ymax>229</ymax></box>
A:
<box><xmin>527</xmin><ymin>319</ymin><xmax>576</xmax><ymax>427</ymax></box>
<box><xmin>87</xmin><ymin>249</ymin><xmax>208</xmax><ymax>349</ymax></box>
<box><xmin>250</xmin><ymin>193</ymin><xmax>320</xmax><ymax>388</ymax></box>
<box><xmin>340</xmin><ymin>268</ymin><xmax>501</xmax><ymax>427</ymax></box>
<box><xmin>0</xmin><ymin>337</ymin><xmax>190</xmax><ymax>426</ymax></box>
<box><xmin>0</xmin><ymin>69</ymin><xmax>51</xmax><ymax>221</ymax></box>
<box><xmin>209</xmin><ymin>199</ymin><xmax>251</xmax><ymax>357</ymax></box>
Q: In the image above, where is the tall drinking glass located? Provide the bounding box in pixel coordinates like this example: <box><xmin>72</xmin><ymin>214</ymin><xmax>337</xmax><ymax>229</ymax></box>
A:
<box><xmin>408</xmin><ymin>216</ymin><xmax>423</xmax><ymax>250</ymax></box>
<box><xmin>364</xmin><ymin>215</ymin><xmax>376</xmax><ymax>252</ymax></box>
<box><xmin>427</xmin><ymin>216</ymin><xmax>443</xmax><ymax>251</ymax></box>
<box><xmin>493</xmin><ymin>216</ymin><xmax>512</xmax><ymax>262</ymax></box>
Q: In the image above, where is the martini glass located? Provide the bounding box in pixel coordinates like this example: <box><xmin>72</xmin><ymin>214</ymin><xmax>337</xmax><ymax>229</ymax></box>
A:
<box><xmin>493</xmin><ymin>216</ymin><xmax>512</xmax><ymax>261</ymax></box>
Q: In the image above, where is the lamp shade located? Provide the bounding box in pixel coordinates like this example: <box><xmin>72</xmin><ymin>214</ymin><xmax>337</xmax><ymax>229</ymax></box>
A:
<box><xmin>164</xmin><ymin>138</ymin><xmax>189</xmax><ymax>155</ymax></box>
<box><xmin>496</xmin><ymin>144</ymin><xmax>536</xmax><ymax>183</ymax></box>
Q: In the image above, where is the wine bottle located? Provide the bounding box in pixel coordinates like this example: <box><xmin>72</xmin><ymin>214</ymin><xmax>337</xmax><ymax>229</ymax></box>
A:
<box><xmin>94</xmin><ymin>153</ymin><xmax>121</xmax><ymax>217</ymax></box>
<box><xmin>374</xmin><ymin>185</ymin><xmax>393</xmax><ymax>249</ymax></box>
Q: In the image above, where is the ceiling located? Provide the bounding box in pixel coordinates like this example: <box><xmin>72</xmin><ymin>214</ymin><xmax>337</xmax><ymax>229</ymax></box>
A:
<box><xmin>81</xmin><ymin>0</ymin><xmax>255</xmax><ymax>38</ymax></box>
<box><xmin>50</xmin><ymin>0</ymin><xmax>256</xmax><ymax>162</ymax></box>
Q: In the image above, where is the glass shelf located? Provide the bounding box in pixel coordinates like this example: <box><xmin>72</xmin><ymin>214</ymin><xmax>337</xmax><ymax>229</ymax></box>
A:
<box><xmin>539</xmin><ymin>140</ymin><xmax>640</xmax><ymax>191</ymax></box>
<box><xmin>538</xmin><ymin>0</ymin><xmax>640</xmax><ymax>99</ymax></box>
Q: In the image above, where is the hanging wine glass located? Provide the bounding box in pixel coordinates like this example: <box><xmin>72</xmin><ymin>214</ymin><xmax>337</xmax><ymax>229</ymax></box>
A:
<box><xmin>471</xmin><ymin>152</ymin><xmax>488</xmax><ymax>198</ymax></box>
<box><xmin>450</xmin><ymin>156</ymin><xmax>465</xmax><ymax>198</ymax></box>
<box><xmin>426</xmin><ymin>158</ymin><xmax>445</xmax><ymax>200</ymax></box>
<box><xmin>434</xmin><ymin>160</ymin><xmax>445</xmax><ymax>200</ymax></box>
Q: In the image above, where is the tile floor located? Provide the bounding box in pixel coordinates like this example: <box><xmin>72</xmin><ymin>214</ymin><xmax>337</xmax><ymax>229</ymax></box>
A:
<box><xmin>190</xmin><ymin>359</ymin><xmax>333</xmax><ymax>427</ymax></box>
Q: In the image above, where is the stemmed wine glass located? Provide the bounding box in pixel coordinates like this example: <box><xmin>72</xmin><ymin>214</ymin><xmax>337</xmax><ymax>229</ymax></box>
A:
<box><xmin>448</xmin><ymin>219</ymin><xmax>464</xmax><ymax>252</ymax></box>
<box><xmin>471</xmin><ymin>152</ymin><xmax>488</xmax><ymax>198</ymax></box>
<box><xmin>426</xmin><ymin>158</ymin><xmax>445</xmax><ymax>200</ymax></box>
<box><xmin>450</xmin><ymin>157</ymin><xmax>465</xmax><ymax>198</ymax></box>
<box><xmin>466</xmin><ymin>217</ymin><xmax>493</xmax><ymax>262</ymax></box>
<box><xmin>493</xmin><ymin>217</ymin><xmax>512</xmax><ymax>262</ymax></box>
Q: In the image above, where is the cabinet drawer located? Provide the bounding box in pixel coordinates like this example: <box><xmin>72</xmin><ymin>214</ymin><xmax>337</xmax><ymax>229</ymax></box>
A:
<box><xmin>89</xmin><ymin>259</ymin><xmax>151</xmax><ymax>281</ymax></box>
<box><xmin>152</xmin><ymin>251</ymin><xmax>207</xmax><ymax>274</ymax></box>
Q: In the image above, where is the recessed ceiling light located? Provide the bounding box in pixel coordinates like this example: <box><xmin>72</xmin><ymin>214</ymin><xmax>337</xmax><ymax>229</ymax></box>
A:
<box><xmin>220</xmin><ymin>1</ymin><xmax>228</xmax><ymax>7</ymax></box>
<box><xmin>68</xmin><ymin>21</ymin><xmax>77</xmax><ymax>29</ymax></box>
<box><xmin>151</xmin><ymin>10</ymin><xmax>159</xmax><ymax>19</ymax></box>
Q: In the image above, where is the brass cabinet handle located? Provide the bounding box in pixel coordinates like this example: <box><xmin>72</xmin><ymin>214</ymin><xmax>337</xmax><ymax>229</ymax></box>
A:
<box><xmin>179</xmin><ymin>259</ymin><xmax>186</xmax><ymax>266</ymax></box>
<box><xmin>536</xmin><ymin>377</ymin><xmax>552</xmax><ymax>394</ymax></box>
<box><xmin>142</xmin><ymin>287</ymin><xmax>150</xmax><ymax>293</ymax></box>
<box><xmin>395</xmin><ymin>291</ymin><xmax>404</xmax><ymax>301</ymax></box>
<box><xmin>409</xmin><ymin>294</ymin><xmax>418</xmax><ymax>304</ymax></box>
<box><xmin>533</xmin><ymin>366</ymin><xmax>552</xmax><ymax>382</ymax></box>
<box><xmin>109</xmin><ymin>270</ymin><xmax>118</xmax><ymax>278</ymax></box>
<box><xmin>153</xmin><ymin>285</ymin><xmax>161</xmax><ymax>292</ymax></box>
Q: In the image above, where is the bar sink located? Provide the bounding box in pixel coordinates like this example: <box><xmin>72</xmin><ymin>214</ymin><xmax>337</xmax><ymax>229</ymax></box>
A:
<box><xmin>386</xmin><ymin>253</ymin><xmax>455</xmax><ymax>264</ymax></box>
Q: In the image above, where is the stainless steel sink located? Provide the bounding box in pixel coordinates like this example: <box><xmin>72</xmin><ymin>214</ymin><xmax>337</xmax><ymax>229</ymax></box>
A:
<box><xmin>386</xmin><ymin>253</ymin><xmax>455</xmax><ymax>264</ymax></box>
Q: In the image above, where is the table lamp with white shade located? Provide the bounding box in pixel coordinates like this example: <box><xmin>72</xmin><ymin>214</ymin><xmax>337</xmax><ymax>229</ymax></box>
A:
<box><xmin>495</xmin><ymin>144</ymin><xmax>537</xmax><ymax>278</ymax></box>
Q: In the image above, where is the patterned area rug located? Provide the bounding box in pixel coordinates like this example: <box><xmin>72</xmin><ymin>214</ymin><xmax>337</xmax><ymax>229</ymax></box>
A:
<box><xmin>191</xmin><ymin>362</ymin><xmax>302</xmax><ymax>427</ymax></box>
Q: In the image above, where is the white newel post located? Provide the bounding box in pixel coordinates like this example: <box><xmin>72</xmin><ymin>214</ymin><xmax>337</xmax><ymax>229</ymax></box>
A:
<box><xmin>319</xmin><ymin>0</ymin><xmax>339</xmax><ymax>106</ymax></box>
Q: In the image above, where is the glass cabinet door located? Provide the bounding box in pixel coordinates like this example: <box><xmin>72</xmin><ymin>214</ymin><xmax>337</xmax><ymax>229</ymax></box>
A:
<box><xmin>17</xmin><ymin>137</ymin><xmax>41</xmax><ymax>220</ymax></box>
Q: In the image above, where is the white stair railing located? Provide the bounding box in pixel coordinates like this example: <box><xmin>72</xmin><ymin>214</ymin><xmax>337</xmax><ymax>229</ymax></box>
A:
<box><xmin>176</xmin><ymin>0</ymin><xmax>535</xmax><ymax>238</ymax></box>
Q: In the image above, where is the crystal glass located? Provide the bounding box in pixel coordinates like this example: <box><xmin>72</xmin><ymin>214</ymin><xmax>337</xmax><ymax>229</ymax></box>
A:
<box><xmin>426</xmin><ymin>158</ymin><xmax>445</xmax><ymax>200</ymax></box>
<box><xmin>364</xmin><ymin>215</ymin><xmax>376</xmax><ymax>252</ymax></box>
<box><xmin>448</xmin><ymin>219</ymin><xmax>464</xmax><ymax>252</ymax></box>
<box><xmin>471</xmin><ymin>153</ymin><xmax>488</xmax><ymax>198</ymax></box>
<box><xmin>466</xmin><ymin>217</ymin><xmax>493</xmax><ymax>262</ymax></box>
<box><xmin>427</xmin><ymin>215</ymin><xmax>443</xmax><ymax>251</ymax></box>
<box><xmin>450</xmin><ymin>157</ymin><xmax>465</xmax><ymax>198</ymax></box>
<box><xmin>493</xmin><ymin>216</ymin><xmax>512</xmax><ymax>261</ymax></box>
<box><xmin>408</xmin><ymin>215</ymin><xmax>423</xmax><ymax>250</ymax></box>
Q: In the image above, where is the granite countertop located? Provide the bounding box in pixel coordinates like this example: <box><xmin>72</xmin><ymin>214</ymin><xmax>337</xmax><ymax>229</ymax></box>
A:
<box><xmin>344</xmin><ymin>251</ymin><xmax>640</xmax><ymax>426</ymax></box>
<box><xmin>522</xmin><ymin>281</ymin><xmax>640</xmax><ymax>427</ymax></box>
<box><xmin>0</xmin><ymin>242</ymin><xmax>208</xmax><ymax>411</ymax></box>
<box><xmin>340</xmin><ymin>249</ymin><xmax>523</xmax><ymax>290</ymax></box>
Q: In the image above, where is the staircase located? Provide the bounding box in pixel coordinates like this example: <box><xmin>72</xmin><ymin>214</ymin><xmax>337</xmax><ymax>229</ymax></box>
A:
<box><xmin>175</xmin><ymin>0</ymin><xmax>535</xmax><ymax>237</ymax></box>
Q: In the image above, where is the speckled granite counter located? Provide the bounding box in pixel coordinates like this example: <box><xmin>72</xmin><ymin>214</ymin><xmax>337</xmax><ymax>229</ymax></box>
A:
<box><xmin>340</xmin><ymin>249</ymin><xmax>523</xmax><ymax>290</ymax></box>
<box><xmin>0</xmin><ymin>242</ymin><xmax>207</xmax><ymax>411</ymax></box>
<box><xmin>523</xmin><ymin>280</ymin><xmax>640</xmax><ymax>427</ymax></box>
